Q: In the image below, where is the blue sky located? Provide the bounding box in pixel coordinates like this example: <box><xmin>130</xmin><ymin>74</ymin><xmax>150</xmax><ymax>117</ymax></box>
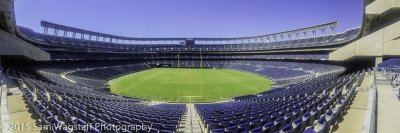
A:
<box><xmin>15</xmin><ymin>0</ymin><xmax>363</xmax><ymax>38</ymax></box>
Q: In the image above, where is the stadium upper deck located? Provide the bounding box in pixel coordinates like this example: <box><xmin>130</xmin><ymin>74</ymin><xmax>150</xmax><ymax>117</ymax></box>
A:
<box><xmin>17</xmin><ymin>21</ymin><xmax>360</xmax><ymax>53</ymax></box>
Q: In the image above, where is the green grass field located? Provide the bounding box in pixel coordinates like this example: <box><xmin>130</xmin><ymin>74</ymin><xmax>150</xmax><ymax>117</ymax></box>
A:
<box><xmin>108</xmin><ymin>68</ymin><xmax>272</xmax><ymax>103</ymax></box>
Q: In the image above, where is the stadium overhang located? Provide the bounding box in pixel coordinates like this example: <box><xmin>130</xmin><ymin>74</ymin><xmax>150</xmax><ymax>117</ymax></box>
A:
<box><xmin>0</xmin><ymin>30</ymin><xmax>50</xmax><ymax>61</ymax></box>
<box><xmin>329</xmin><ymin>0</ymin><xmax>400</xmax><ymax>67</ymax></box>
<box><xmin>194</xmin><ymin>22</ymin><xmax>338</xmax><ymax>44</ymax></box>
<box><xmin>40</xmin><ymin>21</ymin><xmax>338</xmax><ymax>46</ymax></box>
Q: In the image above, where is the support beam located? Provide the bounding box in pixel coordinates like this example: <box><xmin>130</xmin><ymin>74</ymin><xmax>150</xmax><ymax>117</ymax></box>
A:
<box><xmin>312</xmin><ymin>30</ymin><xmax>316</xmax><ymax>38</ymax></box>
<box><xmin>43</xmin><ymin>27</ymin><xmax>48</xmax><ymax>34</ymax></box>
<box><xmin>375</xmin><ymin>57</ymin><xmax>383</xmax><ymax>67</ymax></box>
<box><xmin>0</xmin><ymin>57</ymin><xmax>2</xmax><ymax>81</ymax></box>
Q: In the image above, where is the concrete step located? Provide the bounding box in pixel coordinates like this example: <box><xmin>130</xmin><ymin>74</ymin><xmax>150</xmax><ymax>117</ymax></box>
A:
<box><xmin>177</xmin><ymin>104</ymin><xmax>204</xmax><ymax>133</ymax></box>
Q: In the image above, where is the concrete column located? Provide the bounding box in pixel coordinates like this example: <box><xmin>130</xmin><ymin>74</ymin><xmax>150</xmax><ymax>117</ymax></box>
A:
<box><xmin>43</xmin><ymin>27</ymin><xmax>48</xmax><ymax>34</ymax></box>
<box><xmin>0</xmin><ymin>57</ymin><xmax>2</xmax><ymax>85</ymax></box>
<box><xmin>312</xmin><ymin>30</ymin><xmax>316</xmax><ymax>38</ymax></box>
<box><xmin>321</xmin><ymin>29</ymin><xmax>326</xmax><ymax>36</ymax></box>
<box><xmin>375</xmin><ymin>56</ymin><xmax>383</xmax><ymax>67</ymax></box>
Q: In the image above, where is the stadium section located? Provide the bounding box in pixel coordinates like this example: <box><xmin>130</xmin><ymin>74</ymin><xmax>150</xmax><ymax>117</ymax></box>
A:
<box><xmin>0</xmin><ymin>0</ymin><xmax>399</xmax><ymax>133</ymax></box>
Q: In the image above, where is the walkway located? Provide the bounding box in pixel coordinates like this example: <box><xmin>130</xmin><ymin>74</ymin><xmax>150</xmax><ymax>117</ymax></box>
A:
<box><xmin>375</xmin><ymin>73</ymin><xmax>400</xmax><ymax>132</ymax></box>
<box><xmin>178</xmin><ymin>104</ymin><xmax>203</xmax><ymax>133</ymax></box>
<box><xmin>1</xmin><ymin>83</ymin><xmax>10</xmax><ymax>133</ymax></box>
<box><xmin>333</xmin><ymin>74</ymin><xmax>371</xmax><ymax>133</ymax></box>
<box><xmin>8</xmin><ymin>86</ymin><xmax>39</xmax><ymax>133</ymax></box>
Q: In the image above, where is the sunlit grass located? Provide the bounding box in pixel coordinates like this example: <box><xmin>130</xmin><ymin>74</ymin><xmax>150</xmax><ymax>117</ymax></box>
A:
<box><xmin>108</xmin><ymin>68</ymin><xmax>272</xmax><ymax>103</ymax></box>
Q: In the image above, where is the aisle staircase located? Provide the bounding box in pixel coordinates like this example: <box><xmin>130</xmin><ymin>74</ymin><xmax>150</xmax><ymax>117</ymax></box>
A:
<box><xmin>178</xmin><ymin>104</ymin><xmax>204</xmax><ymax>133</ymax></box>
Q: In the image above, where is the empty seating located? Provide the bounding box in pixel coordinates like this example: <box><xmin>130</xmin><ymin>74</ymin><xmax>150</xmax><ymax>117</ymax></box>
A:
<box><xmin>6</xmin><ymin>58</ymin><xmax>363</xmax><ymax>133</ymax></box>
<box><xmin>195</xmin><ymin>71</ymin><xmax>363</xmax><ymax>133</ymax></box>
<box><xmin>14</xmin><ymin>69</ymin><xmax>186</xmax><ymax>132</ymax></box>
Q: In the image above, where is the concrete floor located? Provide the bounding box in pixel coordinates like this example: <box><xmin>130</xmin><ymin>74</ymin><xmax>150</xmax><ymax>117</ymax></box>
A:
<box><xmin>7</xmin><ymin>87</ymin><xmax>40</xmax><ymax>133</ymax></box>
<box><xmin>376</xmin><ymin>73</ymin><xmax>400</xmax><ymax>133</ymax></box>
<box><xmin>333</xmin><ymin>74</ymin><xmax>371</xmax><ymax>133</ymax></box>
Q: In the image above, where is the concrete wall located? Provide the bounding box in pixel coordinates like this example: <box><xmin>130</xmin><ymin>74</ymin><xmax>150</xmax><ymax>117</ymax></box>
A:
<box><xmin>0</xmin><ymin>30</ymin><xmax>50</xmax><ymax>61</ymax></box>
<box><xmin>366</xmin><ymin>0</ymin><xmax>400</xmax><ymax>14</ymax></box>
<box><xmin>383</xmin><ymin>39</ymin><xmax>400</xmax><ymax>56</ymax></box>
<box><xmin>329</xmin><ymin>0</ymin><xmax>400</xmax><ymax>64</ymax></box>
<box><xmin>0</xmin><ymin>0</ymin><xmax>17</xmax><ymax>35</ymax></box>
<box><xmin>329</xmin><ymin>21</ymin><xmax>400</xmax><ymax>61</ymax></box>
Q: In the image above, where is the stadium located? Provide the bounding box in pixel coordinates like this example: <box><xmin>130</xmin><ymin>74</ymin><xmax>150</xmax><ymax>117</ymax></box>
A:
<box><xmin>0</xmin><ymin>0</ymin><xmax>399</xmax><ymax>133</ymax></box>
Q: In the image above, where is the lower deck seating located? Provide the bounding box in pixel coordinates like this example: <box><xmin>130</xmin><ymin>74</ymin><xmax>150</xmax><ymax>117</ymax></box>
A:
<box><xmin>15</xmin><ymin>72</ymin><xmax>186</xmax><ymax>133</ymax></box>
<box><xmin>6</xmin><ymin>60</ymin><xmax>356</xmax><ymax>133</ymax></box>
<box><xmin>195</xmin><ymin>71</ymin><xmax>362</xmax><ymax>133</ymax></box>
<box><xmin>66</xmin><ymin>63</ymin><xmax>151</xmax><ymax>89</ymax></box>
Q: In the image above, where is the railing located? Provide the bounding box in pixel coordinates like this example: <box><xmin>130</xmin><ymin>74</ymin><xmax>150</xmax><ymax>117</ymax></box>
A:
<box><xmin>362</xmin><ymin>68</ymin><xmax>377</xmax><ymax>133</ymax></box>
<box><xmin>0</xmin><ymin>69</ymin><xmax>11</xmax><ymax>133</ymax></box>
<box><xmin>371</xmin><ymin>69</ymin><xmax>378</xmax><ymax>133</ymax></box>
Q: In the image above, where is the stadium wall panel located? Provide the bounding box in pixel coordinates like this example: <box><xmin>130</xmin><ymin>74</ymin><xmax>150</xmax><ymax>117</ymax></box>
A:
<box><xmin>329</xmin><ymin>21</ymin><xmax>400</xmax><ymax>63</ymax></box>
<box><xmin>366</xmin><ymin>0</ymin><xmax>400</xmax><ymax>14</ymax></box>
<box><xmin>0</xmin><ymin>30</ymin><xmax>50</xmax><ymax>61</ymax></box>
